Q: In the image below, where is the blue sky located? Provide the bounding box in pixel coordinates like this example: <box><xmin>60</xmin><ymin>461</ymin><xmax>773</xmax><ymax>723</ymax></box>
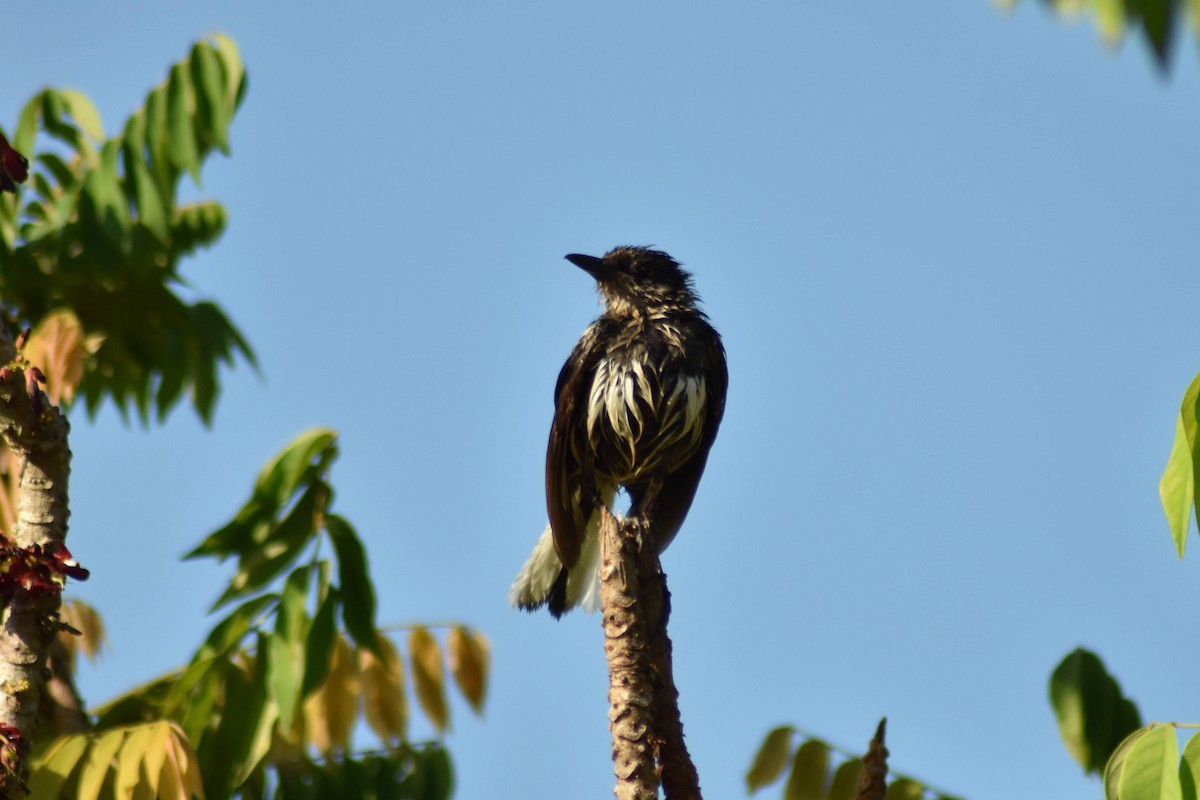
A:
<box><xmin>4</xmin><ymin>3</ymin><xmax>1200</xmax><ymax>799</ymax></box>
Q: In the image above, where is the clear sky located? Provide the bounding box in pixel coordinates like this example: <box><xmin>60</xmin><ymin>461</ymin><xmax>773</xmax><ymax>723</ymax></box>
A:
<box><xmin>4</xmin><ymin>3</ymin><xmax>1200</xmax><ymax>799</ymax></box>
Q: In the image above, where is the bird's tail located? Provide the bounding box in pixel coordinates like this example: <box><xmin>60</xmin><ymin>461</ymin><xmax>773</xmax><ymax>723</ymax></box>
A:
<box><xmin>509</xmin><ymin>517</ymin><xmax>602</xmax><ymax>617</ymax></box>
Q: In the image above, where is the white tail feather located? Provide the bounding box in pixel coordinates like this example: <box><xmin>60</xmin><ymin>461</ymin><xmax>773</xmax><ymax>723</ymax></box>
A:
<box><xmin>508</xmin><ymin>524</ymin><xmax>561</xmax><ymax>609</ymax></box>
<box><xmin>510</xmin><ymin>504</ymin><xmax>607</xmax><ymax>614</ymax></box>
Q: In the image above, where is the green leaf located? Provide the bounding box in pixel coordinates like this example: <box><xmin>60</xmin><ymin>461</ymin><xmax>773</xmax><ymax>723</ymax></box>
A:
<box><xmin>1162</xmin><ymin>414</ymin><xmax>1194</xmax><ymax>558</ymax></box>
<box><xmin>58</xmin><ymin>88</ymin><xmax>105</xmax><ymax>141</ymax></box>
<box><xmin>142</xmin><ymin>85</ymin><xmax>173</xmax><ymax>197</ymax></box>
<box><xmin>233</xmin><ymin>636</ymin><xmax>280</xmax><ymax>787</ymax></box>
<box><xmin>199</xmin><ymin>593</ymin><xmax>277</xmax><ymax>658</ymax></box>
<box><xmin>211</xmin><ymin>33</ymin><xmax>247</xmax><ymax>112</ymax></box>
<box><xmin>302</xmin><ymin>572</ymin><xmax>338</xmax><ymax>696</ymax></box>
<box><xmin>42</xmin><ymin>88</ymin><xmax>94</xmax><ymax>162</ymax></box>
<box><xmin>326</xmin><ymin>513</ymin><xmax>379</xmax><ymax>652</ymax></box>
<box><xmin>161</xmin><ymin>594</ymin><xmax>275</xmax><ymax>716</ymax></box>
<box><xmin>1130</xmin><ymin>0</ymin><xmax>1176</xmax><ymax>69</ymax></box>
<box><xmin>254</xmin><ymin>428</ymin><xmax>338</xmax><ymax>513</ymax></box>
<box><xmin>1164</xmin><ymin>372</ymin><xmax>1200</xmax><ymax>558</ymax></box>
<box><xmin>746</xmin><ymin>726</ymin><xmax>794</xmax><ymax>793</ymax></box>
<box><xmin>14</xmin><ymin>91</ymin><xmax>41</xmax><ymax>155</ymax></box>
<box><xmin>1116</xmin><ymin>725</ymin><xmax>1182</xmax><ymax>800</ymax></box>
<box><xmin>783</xmin><ymin>739</ymin><xmax>829</xmax><ymax>800</ymax></box>
<box><xmin>885</xmin><ymin>778</ymin><xmax>926</xmax><ymax>800</ymax></box>
<box><xmin>1180</xmin><ymin>731</ymin><xmax>1200</xmax><ymax>800</ymax></box>
<box><xmin>1108</xmin><ymin>728</ymin><xmax>1153</xmax><ymax>800</ymax></box>
<box><xmin>201</xmin><ymin>650</ymin><xmax>267</xmax><ymax>797</ymax></box>
<box><xmin>418</xmin><ymin>746</ymin><xmax>455</xmax><ymax>800</ymax></box>
<box><xmin>80</xmin><ymin>139</ymin><xmax>133</xmax><ymax>256</ymax></box>
<box><xmin>269</xmin><ymin>565</ymin><xmax>312</xmax><ymax>730</ymax></box>
<box><xmin>177</xmin><ymin>663</ymin><xmax>224</xmax><ymax>745</ymax></box>
<box><xmin>122</xmin><ymin>113</ymin><xmax>170</xmax><ymax>246</ymax></box>
<box><xmin>190</xmin><ymin>41</ymin><xmax>229</xmax><ymax>152</ymax></box>
<box><xmin>827</xmin><ymin>758</ymin><xmax>863</xmax><ymax>800</ymax></box>
<box><xmin>37</xmin><ymin>151</ymin><xmax>77</xmax><ymax>189</ymax></box>
<box><xmin>267</xmin><ymin>629</ymin><xmax>302</xmax><ymax>730</ymax></box>
<box><xmin>88</xmin><ymin>674</ymin><xmax>174</xmax><ymax>729</ymax></box>
<box><xmin>166</xmin><ymin>63</ymin><xmax>200</xmax><ymax>182</ymax></box>
<box><xmin>1050</xmin><ymin>647</ymin><xmax>1143</xmax><ymax>774</ymax></box>
<box><xmin>211</xmin><ymin>481</ymin><xmax>324</xmax><ymax>609</ymax></box>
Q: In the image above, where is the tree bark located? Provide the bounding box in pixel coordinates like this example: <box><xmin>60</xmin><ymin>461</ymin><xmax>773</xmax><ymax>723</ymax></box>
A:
<box><xmin>0</xmin><ymin>323</ymin><xmax>74</xmax><ymax>791</ymax></box>
<box><xmin>644</xmin><ymin>574</ymin><xmax>700</xmax><ymax>799</ymax></box>
<box><xmin>855</xmin><ymin>718</ymin><xmax>889</xmax><ymax>800</ymax></box>
<box><xmin>599</xmin><ymin>509</ymin><xmax>658</xmax><ymax>800</ymax></box>
<box><xmin>599</xmin><ymin>506</ymin><xmax>702</xmax><ymax>800</ymax></box>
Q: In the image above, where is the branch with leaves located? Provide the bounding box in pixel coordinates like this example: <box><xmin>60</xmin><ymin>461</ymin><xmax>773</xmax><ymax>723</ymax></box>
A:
<box><xmin>996</xmin><ymin>0</ymin><xmax>1198</xmax><ymax>71</ymax></box>
<box><xmin>744</xmin><ymin>718</ymin><xmax>959</xmax><ymax>800</ymax></box>
<box><xmin>31</xmin><ymin>429</ymin><xmax>490</xmax><ymax>800</ymax></box>
<box><xmin>0</xmin><ymin>34</ymin><xmax>255</xmax><ymax>426</ymax></box>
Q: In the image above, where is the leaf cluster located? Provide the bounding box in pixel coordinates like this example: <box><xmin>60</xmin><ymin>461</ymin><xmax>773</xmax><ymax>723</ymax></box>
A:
<box><xmin>1049</xmin><ymin>647</ymin><xmax>1142</xmax><ymax>775</ymax></box>
<box><xmin>1047</xmin><ymin>577</ymin><xmax>1200</xmax><ymax>800</ymax></box>
<box><xmin>32</xmin><ymin>430</ymin><xmax>489</xmax><ymax>800</ymax></box>
<box><xmin>0</xmin><ymin>35</ymin><xmax>254</xmax><ymax>425</ymax></box>
<box><xmin>997</xmin><ymin>0</ymin><xmax>1196</xmax><ymax>70</ymax></box>
<box><xmin>744</xmin><ymin>726</ymin><xmax>961</xmax><ymax>800</ymax></box>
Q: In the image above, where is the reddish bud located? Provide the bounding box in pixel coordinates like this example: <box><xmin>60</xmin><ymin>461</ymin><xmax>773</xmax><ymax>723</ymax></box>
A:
<box><xmin>13</xmin><ymin>328</ymin><xmax>29</xmax><ymax>351</ymax></box>
<box><xmin>0</xmin><ymin>134</ymin><xmax>28</xmax><ymax>195</ymax></box>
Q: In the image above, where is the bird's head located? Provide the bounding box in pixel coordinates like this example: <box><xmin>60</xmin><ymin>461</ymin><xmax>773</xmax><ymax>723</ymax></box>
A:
<box><xmin>566</xmin><ymin>246</ymin><xmax>697</xmax><ymax>315</ymax></box>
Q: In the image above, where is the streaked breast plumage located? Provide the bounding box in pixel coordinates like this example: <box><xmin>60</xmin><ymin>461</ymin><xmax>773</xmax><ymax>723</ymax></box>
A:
<box><xmin>585</xmin><ymin>345</ymin><xmax>708</xmax><ymax>483</ymax></box>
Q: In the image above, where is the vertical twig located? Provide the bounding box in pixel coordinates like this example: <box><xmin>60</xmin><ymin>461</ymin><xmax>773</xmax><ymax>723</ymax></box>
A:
<box><xmin>599</xmin><ymin>508</ymin><xmax>658</xmax><ymax>800</ymax></box>
<box><xmin>599</xmin><ymin>505</ymin><xmax>704</xmax><ymax>800</ymax></box>
<box><xmin>855</xmin><ymin>718</ymin><xmax>889</xmax><ymax>800</ymax></box>
<box><xmin>645</xmin><ymin>572</ymin><xmax>700</xmax><ymax>799</ymax></box>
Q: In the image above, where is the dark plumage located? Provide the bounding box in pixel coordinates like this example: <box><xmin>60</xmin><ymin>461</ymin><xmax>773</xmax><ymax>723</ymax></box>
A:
<box><xmin>510</xmin><ymin>246</ymin><xmax>727</xmax><ymax>617</ymax></box>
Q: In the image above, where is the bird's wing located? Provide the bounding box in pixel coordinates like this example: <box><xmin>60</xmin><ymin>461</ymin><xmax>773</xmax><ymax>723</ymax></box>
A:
<box><xmin>650</xmin><ymin>321</ymin><xmax>728</xmax><ymax>551</ymax></box>
<box><xmin>546</xmin><ymin>322</ymin><xmax>607</xmax><ymax>569</ymax></box>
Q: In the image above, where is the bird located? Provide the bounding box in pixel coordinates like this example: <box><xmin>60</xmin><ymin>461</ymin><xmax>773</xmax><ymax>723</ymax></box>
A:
<box><xmin>509</xmin><ymin>246</ymin><xmax>727</xmax><ymax>618</ymax></box>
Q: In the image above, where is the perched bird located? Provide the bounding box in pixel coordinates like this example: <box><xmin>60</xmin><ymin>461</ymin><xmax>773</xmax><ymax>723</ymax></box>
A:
<box><xmin>510</xmin><ymin>246</ymin><xmax>727</xmax><ymax>617</ymax></box>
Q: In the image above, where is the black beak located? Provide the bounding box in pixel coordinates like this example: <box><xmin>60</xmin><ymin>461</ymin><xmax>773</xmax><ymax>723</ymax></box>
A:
<box><xmin>565</xmin><ymin>253</ymin><xmax>607</xmax><ymax>280</ymax></box>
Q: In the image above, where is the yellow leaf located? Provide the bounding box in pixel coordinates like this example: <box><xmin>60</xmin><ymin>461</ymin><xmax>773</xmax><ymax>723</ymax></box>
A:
<box><xmin>139</xmin><ymin>721</ymin><xmax>170</xmax><ymax>799</ymax></box>
<box><xmin>23</xmin><ymin>309</ymin><xmax>94</xmax><ymax>406</ymax></box>
<box><xmin>303</xmin><ymin>635</ymin><xmax>359</xmax><ymax>756</ymax></box>
<box><xmin>77</xmin><ymin>729</ymin><xmax>125</xmax><ymax>800</ymax></box>
<box><xmin>115</xmin><ymin>724</ymin><xmax>155</xmax><ymax>800</ymax></box>
<box><xmin>28</xmin><ymin>733</ymin><xmax>90</xmax><ymax>799</ymax></box>
<box><xmin>162</xmin><ymin>723</ymin><xmax>204</xmax><ymax>800</ymax></box>
<box><xmin>360</xmin><ymin>634</ymin><xmax>407</xmax><ymax>745</ymax></box>
<box><xmin>1092</xmin><ymin>0</ymin><xmax>1126</xmax><ymax>43</ymax></box>
<box><xmin>447</xmin><ymin>626</ymin><xmax>489</xmax><ymax>714</ymax></box>
<box><xmin>60</xmin><ymin>599</ymin><xmax>107</xmax><ymax>663</ymax></box>
<box><xmin>409</xmin><ymin>626</ymin><xmax>449</xmax><ymax>733</ymax></box>
<box><xmin>157</xmin><ymin>745</ymin><xmax>183</xmax><ymax>800</ymax></box>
